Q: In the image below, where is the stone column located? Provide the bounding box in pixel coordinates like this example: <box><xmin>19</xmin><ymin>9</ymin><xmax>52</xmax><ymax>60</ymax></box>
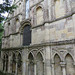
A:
<box><xmin>60</xmin><ymin>62</ymin><xmax>66</xmax><ymax>75</ymax></box>
<box><xmin>45</xmin><ymin>46</ymin><xmax>51</xmax><ymax>75</ymax></box>
<box><xmin>8</xmin><ymin>55</ymin><xmax>12</xmax><ymax>73</ymax></box>
<box><xmin>52</xmin><ymin>63</ymin><xmax>55</xmax><ymax>75</ymax></box>
<box><xmin>22</xmin><ymin>49</ymin><xmax>28</xmax><ymax>75</ymax></box>
<box><xmin>15</xmin><ymin>57</ymin><xmax>18</xmax><ymax>75</ymax></box>
<box><xmin>34</xmin><ymin>61</ymin><xmax>36</xmax><ymax>75</ymax></box>
<box><xmin>22</xmin><ymin>61</ymin><xmax>26</xmax><ymax>75</ymax></box>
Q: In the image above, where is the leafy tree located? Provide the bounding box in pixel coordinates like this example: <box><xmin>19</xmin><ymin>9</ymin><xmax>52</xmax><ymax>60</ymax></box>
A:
<box><xmin>0</xmin><ymin>0</ymin><xmax>17</xmax><ymax>51</ymax></box>
<box><xmin>0</xmin><ymin>0</ymin><xmax>17</xmax><ymax>22</ymax></box>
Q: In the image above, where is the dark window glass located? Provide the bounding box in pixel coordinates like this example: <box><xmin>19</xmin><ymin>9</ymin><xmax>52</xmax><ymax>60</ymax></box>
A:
<box><xmin>23</xmin><ymin>25</ymin><xmax>31</xmax><ymax>46</ymax></box>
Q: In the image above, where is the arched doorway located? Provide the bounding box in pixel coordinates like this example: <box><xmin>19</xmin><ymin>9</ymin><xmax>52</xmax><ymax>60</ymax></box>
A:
<box><xmin>17</xmin><ymin>53</ymin><xmax>22</xmax><ymax>75</ymax></box>
<box><xmin>36</xmin><ymin>52</ymin><xmax>44</xmax><ymax>75</ymax></box>
<box><xmin>12</xmin><ymin>53</ymin><xmax>16</xmax><ymax>73</ymax></box>
<box><xmin>65</xmin><ymin>54</ymin><xmax>75</xmax><ymax>75</ymax></box>
<box><xmin>23</xmin><ymin>25</ymin><xmax>31</xmax><ymax>46</ymax></box>
<box><xmin>54</xmin><ymin>54</ymin><xmax>62</xmax><ymax>75</ymax></box>
<box><xmin>28</xmin><ymin>53</ymin><xmax>34</xmax><ymax>75</ymax></box>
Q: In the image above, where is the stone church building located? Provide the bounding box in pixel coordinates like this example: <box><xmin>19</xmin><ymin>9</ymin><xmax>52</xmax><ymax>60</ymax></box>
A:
<box><xmin>0</xmin><ymin>0</ymin><xmax>75</xmax><ymax>75</ymax></box>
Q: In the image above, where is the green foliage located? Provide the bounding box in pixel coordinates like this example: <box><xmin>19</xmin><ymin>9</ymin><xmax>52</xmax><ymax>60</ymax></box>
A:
<box><xmin>0</xmin><ymin>23</ymin><xmax>4</xmax><ymax>50</ymax></box>
<box><xmin>0</xmin><ymin>0</ymin><xmax>17</xmax><ymax>51</ymax></box>
<box><xmin>0</xmin><ymin>0</ymin><xmax>17</xmax><ymax>22</ymax></box>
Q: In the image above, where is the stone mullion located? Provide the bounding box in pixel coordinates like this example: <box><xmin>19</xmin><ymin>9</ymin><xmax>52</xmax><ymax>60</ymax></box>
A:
<box><xmin>45</xmin><ymin>46</ymin><xmax>51</xmax><ymax>75</ymax></box>
<box><xmin>8</xmin><ymin>53</ymin><xmax>13</xmax><ymax>73</ymax></box>
<box><xmin>60</xmin><ymin>62</ymin><xmax>66</xmax><ymax>75</ymax></box>
<box><xmin>43</xmin><ymin>61</ymin><xmax>45</xmax><ymax>75</ymax></box>
<box><xmin>4</xmin><ymin>56</ymin><xmax>7</xmax><ymax>72</ymax></box>
<box><xmin>15</xmin><ymin>57</ymin><xmax>18</xmax><ymax>75</ymax></box>
<box><xmin>22</xmin><ymin>60</ymin><xmax>26</xmax><ymax>75</ymax></box>
<box><xmin>51</xmin><ymin>63</ymin><xmax>55</xmax><ymax>75</ymax></box>
<box><xmin>26</xmin><ymin>60</ymin><xmax>29</xmax><ymax>75</ymax></box>
<box><xmin>34</xmin><ymin>61</ymin><xmax>36</xmax><ymax>75</ymax></box>
<box><xmin>22</xmin><ymin>49</ymin><xmax>28</xmax><ymax>75</ymax></box>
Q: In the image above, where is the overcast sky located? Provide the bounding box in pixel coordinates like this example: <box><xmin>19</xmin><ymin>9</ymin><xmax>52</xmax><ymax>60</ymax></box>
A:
<box><xmin>0</xmin><ymin>0</ymin><xmax>8</xmax><ymax>17</ymax></box>
<box><xmin>0</xmin><ymin>0</ymin><xmax>3</xmax><ymax>4</ymax></box>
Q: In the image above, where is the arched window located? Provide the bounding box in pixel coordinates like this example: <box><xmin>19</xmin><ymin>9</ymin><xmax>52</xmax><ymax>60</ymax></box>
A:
<box><xmin>28</xmin><ymin>53</ymin><xmax>34</xmax><ymax>75</ymax></box>
<box><xmin>54</xmin><ymin>54</ymin><xmax>62</xmax><ymax>75</ymax></box>
<box><xmin>36</xmin><ymin>7</ymin><xmax>43</xmax><ymax>25</ymax></box>
<box><xmin>36</xmin><ymin>52</ymin><xmax>44</xmax><ymax>75</ymax></box>
<box><xmin>18</xmin><ymin>53</ymin><xmax>22</xmax><ymax>75</ymax></box>
<box><xmin>55</xmin><ymin>0</ymin><xmax>60</xmax><ymax>18</ymax></box>
<box><xmin>26</xmin><ymin>0</ymin><xmax>29</xmax><ymax>19</ymax></box>
<box><xmin>23</xmin><ymin>25</ymin><xmax>31</xmax><ymax>46</ymax></box>
<box><xmin>65</xmin><ymin>54</ymin><xmax>75</xmax><ymax>75</ymax></box>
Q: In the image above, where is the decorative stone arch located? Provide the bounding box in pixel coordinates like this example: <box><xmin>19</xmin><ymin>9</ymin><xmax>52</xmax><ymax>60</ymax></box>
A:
<box><xmin>36</xmin><ymin>6</ymin><xmax>44</xmax><ymax>25</ymax></box>
<box><xmin>33</xmin><ymin>4</ymin><xmax>44</xmax><ymax>16</ymax></box>
<box><xmin>2</xmin><ymin>53</ymin><xmax>6</xmax><ymax>58</ymax></box>
<box><xmin>2</xmin><ymin>53</ymin><xmax>9</xmax><ymax>72</ymax></box>
<box><xmin>28</xmin><ymin>52</ymin><xmax>34</xmax><ymax>75</ymax></box>
<box><xmin>36</xmin><ymin>51</ymin><xmax>44</xmax><ymax>61</ymax></box>
<box><xmin>15</xmin><ymin>17</ymin><xmax>21</xmax><ymax>32</ymax></box>
<box><xmin>19</xmin><ymin>20</ymin><xmax>31</xmax><ymax>33</ymax></box>
<box><xmin>65</xmin><ymin>53</ymin><xmax>75</xmax><ymax>75</ymax></box>
<box><xmin>36</xmin><ymin>52</ymin><xmax>44</xmax><ymax>75</ymax></box>
<box><xmin>19</xmin><ymin>21</ymin><xmax>32</xmax><ymax>46</ymax></box>
<box><xmin>54</xmin><ymin>54</ymin><xmax>62</xmax><ymax>75</ymax></box>
<box><xmin>28</xmin><ymin>52</ymin><xmax>35</xmax><ymax>60</ymax></box>
<box><xmin>16</xmin><ymin>51</ymin><xmax>22</xmax><ymax>58</ymax></box>
<box><xmin>52</xmin><ymin>52</ymin><xmax>62</xmax><ymax>63</ymax></box>
<box><xmin>35</xmin><ymin>4</ymin><xmax>44</xmax><ymax>12</ymax></box>
<box><xmin>64</xmin><ymin>52</ymin><xmax>74</xmax><ymax>62</ymax></box>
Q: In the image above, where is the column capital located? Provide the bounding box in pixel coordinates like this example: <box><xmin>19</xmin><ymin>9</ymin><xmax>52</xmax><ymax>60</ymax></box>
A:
<box><xmin>60</xmin><ymin>62</ymin><xmax>66</xmax><ymax>67</ymax></box>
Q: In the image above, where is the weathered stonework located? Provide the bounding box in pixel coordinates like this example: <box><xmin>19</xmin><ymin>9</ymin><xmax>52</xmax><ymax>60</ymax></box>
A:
<box><xmin>0</xmin><ymin>0</ymin><xmax>75</xmax><ymax>75</ymax></box>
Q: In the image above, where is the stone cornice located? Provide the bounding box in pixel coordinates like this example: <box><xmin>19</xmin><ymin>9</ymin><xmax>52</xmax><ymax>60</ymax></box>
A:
<box><xmin>2</xmin><ymin>32</ymin><xmax>19</xmax><ymax>38</ymax></box>
<box><xmin>32</xmin><ymin>10</ymin><xmax>75</xmax><ymax>29</ymax></box>
<box><xmin>1</xmin><ymin>39</ymin><xmax>75</xmax><ymax>51</ymax></box>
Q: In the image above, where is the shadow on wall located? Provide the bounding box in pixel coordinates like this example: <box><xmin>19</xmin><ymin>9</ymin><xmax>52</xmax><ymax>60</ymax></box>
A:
<box><xmin>0</xmin><ymin>71</ymin><xmax>14</xmax><ymax>75</ymax></box>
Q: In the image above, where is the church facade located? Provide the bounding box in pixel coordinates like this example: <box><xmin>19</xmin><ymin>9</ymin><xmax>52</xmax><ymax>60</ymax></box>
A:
<box><xmin>0</xmin><ymin>0</ymin><xmax>75</xmax><ymax>75</ymax></box>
